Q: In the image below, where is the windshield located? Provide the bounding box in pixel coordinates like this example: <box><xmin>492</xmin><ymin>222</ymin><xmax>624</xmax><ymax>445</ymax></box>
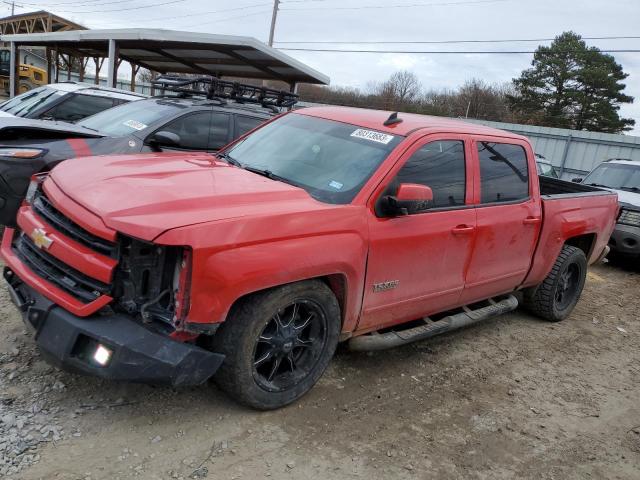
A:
<box><xmin>225</xmin><ymin>113</ymin><xmax>403</xmax><ymax>204</ymax></box>
<box><xmin>583</xmin><ymin>163</ymin><xmax>640</xmax><ymax>191</ymax></box>
<box><xmin>536</xmin><ymin>161</ymin><xmax>558</xmax><ymax>178</ymax></box>
<box><xmin>78</xmin><ymin>100</ymin><xmax>183</xmax><ymax>136</ymax></box>
<box><xmin>0</xmin><ymin>86</ymin><xmax>63</xmax><ymax>117</ymax></box>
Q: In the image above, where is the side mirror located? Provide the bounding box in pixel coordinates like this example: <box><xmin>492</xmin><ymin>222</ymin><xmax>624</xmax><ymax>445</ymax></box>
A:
<box><xmin>148</xmin><ymin>131</ymin><xmax>181</xmax><ymax>148</ymax></box>
<box><xmin>385</xmin><ymin>183</ymin><xmax>434</xmax><ymax>216</ymax></box>
<box><xmin>571</xmin><ymin>177</ymin><xmax>583</xmax><ymax>183</ymax></box>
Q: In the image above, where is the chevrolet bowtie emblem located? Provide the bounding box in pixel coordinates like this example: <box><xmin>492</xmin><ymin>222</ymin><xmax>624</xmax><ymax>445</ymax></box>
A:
<box><xmin>30</xmin><ymin>228</ymin><xmax>53</xmax><ymax>250</ymax></box>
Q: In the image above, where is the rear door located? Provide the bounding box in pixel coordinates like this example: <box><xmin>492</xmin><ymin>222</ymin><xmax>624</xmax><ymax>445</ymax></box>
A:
<box><xmin>233</xmin><ymin>115</ymin><xmax>267</xmax><ymax>139</ymax></box>
<box><xmin>460</xmin><ymin>138</ymin><xmax>541</xmax><ymax>304</ymax></box>
<box><xmin>359</xmin><ymin>135</ymin><xmax>477</xmax><ymax>331</ymax></box>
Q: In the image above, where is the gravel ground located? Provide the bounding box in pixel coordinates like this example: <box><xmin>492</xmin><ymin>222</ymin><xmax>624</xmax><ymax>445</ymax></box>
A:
<box><xmin>0</xmin><ymin>261</ymin><xmax>638</xmax><ymax>479</ymax></box>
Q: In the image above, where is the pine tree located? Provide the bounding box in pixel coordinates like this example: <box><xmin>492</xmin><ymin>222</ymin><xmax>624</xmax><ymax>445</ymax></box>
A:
<box><xmin>508</xmin><ymin>32</ymin><xmax>634</xmax><ymax>133</ymax></box>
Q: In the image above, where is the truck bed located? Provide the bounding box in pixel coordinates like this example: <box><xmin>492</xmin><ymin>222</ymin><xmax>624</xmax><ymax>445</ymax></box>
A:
<box><xmin>539</xmin><ymin>176</ymin><xmax>610</xmax><ymax>198</ymax></box>
<box><xmin>523</xmin><ymin>177</ymin><xmax>618</xmax><ymax>288</ymax></box>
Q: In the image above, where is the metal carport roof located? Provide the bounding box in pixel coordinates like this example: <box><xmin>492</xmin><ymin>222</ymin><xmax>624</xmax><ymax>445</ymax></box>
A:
<box><xmin>1</xmin><ymin>28</ymin><xmax>329</xmax><ymax>95</ymax></box>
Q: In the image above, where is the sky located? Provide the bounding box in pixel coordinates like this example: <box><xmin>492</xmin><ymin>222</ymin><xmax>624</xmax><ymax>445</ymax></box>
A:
<box><xmin>8</xmin><ymin>0</ymin><xmax>640</xmax><ymax>133</ymax></box>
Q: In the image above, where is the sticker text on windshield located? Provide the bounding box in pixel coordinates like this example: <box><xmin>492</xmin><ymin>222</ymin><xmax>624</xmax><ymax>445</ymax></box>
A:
<box><xmin>350</xmin><ymin>129</ymin><xmax>394</xmax><ymax>145</ymax></box>
<box><xmin>123</xmin><ymin>119</ymin><xmax>147</xmax><ymax>131</ymax></box>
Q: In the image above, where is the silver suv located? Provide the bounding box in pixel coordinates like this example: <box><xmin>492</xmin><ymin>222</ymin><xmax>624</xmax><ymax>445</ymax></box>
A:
<box><xmin>0</xmin><ymin>82</ymin><xmax>146</xmax><ymax>122</ymax></box>
<box><xmin>580</xmin><ymin>159</ymin><xmax>640</xmax><ymax>262</ymax></box>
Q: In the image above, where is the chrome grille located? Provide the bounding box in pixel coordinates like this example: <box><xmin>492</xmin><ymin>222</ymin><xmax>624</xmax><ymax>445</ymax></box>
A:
<box><xmin>14</xmin><ymin>232</ymin><xmax>110</xmax><ymax>302</ymax></box>
<box><xmin>31</xmin><ymin>190</ymin><xmax>117</xmax><ymax>257</ymax></box>
<box><xmin>618</xmin><ymin>208</ymin><xmax>640</xmax><ymax>227</ymax></box>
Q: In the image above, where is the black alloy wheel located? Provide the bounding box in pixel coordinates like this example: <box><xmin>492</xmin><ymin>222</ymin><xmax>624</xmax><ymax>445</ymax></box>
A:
<box><xmin>252</xmin><ymin>300</ymin><xmax>328</xmax><ymax>392</ymax></box>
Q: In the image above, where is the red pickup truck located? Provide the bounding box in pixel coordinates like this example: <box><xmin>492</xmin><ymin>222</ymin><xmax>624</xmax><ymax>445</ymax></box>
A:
<box><xmin>2</xmin><ymin>107</ymin><xmax>617</xmax><ymax>409</ymax></box>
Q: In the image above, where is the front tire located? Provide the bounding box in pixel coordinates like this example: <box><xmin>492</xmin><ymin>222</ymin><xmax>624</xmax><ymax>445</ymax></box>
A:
<box><xmin>523</xmin><ymin>245</ymin><xmax>587</xmax><ymax>322</ymax></box>
<box><xmin>18</xmin><ymin>80</ymin><xmax>34</xmax><ymax>94</ymax></box>
<box><xmin>212</xmin><ymin>280</ymin><xmax>341</xmax><ymax>410</ymax></box>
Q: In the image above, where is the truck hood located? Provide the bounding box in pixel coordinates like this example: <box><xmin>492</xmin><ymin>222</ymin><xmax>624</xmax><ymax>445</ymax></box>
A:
<box><xmin>0</xmin><ymin>116</ymin><xmax>103</xmax><ymax>141</ymax></box>
<box><xmin>603</xmin><ymin>188</ymin><xmax>640</xmax><ymax>208</ymax></box>
<box><xmin>49</xmin><ymin>152</ymin><xmax>326</xmax><ymax>241</ymax></box>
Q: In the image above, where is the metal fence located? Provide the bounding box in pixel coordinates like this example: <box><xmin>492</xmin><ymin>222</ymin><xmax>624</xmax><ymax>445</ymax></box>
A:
<box><xmin>66</xmin><ymin>72</ymin><xmax>155</xmax><ymax>95</ymax></box>
<box><xmin>464</xmin><ymin>119</ymin><xmax>640</xmax><ymax>179</ymax></box>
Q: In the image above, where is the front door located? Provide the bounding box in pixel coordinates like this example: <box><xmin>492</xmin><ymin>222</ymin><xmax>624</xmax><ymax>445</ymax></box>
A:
<box><xmin>460</xmin><ymin>139</ymin><xmax>541</xmax><ymax>304</ymax></box>
<box><xmin>359</xmin><ymin>137</ymin><xmax>477</xmax><ymax>332</ymax></box>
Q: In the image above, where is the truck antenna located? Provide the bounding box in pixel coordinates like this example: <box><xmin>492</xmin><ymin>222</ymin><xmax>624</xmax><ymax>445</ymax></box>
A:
<box><xmin>383</xmin><ymin>112</ymin><xmax>403</xmax><ymax>127</ymax></box>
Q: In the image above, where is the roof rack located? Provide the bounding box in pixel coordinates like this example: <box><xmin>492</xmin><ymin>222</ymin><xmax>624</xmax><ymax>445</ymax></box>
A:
<box><xmin>151</xmin><ymin>76</ymin><xmax>298</xmax><ymax>109</ymax></box>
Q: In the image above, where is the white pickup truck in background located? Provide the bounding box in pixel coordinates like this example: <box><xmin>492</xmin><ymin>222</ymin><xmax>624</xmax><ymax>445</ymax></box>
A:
<box><xmin>576</xmin><ymin>159</ymin><xmax>640</xmax><ymax>264</ymax></box>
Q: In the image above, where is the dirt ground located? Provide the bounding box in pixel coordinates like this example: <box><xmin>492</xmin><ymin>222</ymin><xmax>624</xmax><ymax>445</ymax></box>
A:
<box><xmin>1</xmin><ymin>261</ymin><xmax>639</xmax><ymax>480</ymax></box>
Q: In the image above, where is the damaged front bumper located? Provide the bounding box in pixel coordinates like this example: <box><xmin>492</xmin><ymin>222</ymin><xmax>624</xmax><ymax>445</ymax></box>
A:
<box><xmin>4</xmin><ymin>267</ymin><xmax>224</xmax><ymax>387</ymax></box>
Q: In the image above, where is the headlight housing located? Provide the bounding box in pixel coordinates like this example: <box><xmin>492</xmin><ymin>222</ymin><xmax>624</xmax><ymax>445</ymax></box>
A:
<box><xmin>25</xmin><ymin>172</ymin><xmax>49</xmax><ymax>204</ymax></box>
<box><xmin>173</xmin><ymin>248</ymin><xmax>193</xmax><ymax>327</ymax></box>
<box><xmin>0</xmin><ymin>147</ymin><xmax>45</xmax><ymax>159</ymax></box>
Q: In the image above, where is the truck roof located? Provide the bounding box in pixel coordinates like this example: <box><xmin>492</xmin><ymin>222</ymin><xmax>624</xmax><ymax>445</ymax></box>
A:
<box><xmin>297</xmin><ymin>106</ymin><xmax>526</xmax><ymax>139</ymax></box>
<box><xmin>605</xmin><ymin>158</ymin><xmax>640</xmax><ymax>166</ymax></box>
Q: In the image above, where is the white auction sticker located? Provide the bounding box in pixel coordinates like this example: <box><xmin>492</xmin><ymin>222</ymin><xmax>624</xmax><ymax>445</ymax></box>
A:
<box><xmin>123</xmin><ymin>119</ymin><xmax>147</xmax><ymax>131</ymax></box>
<box><xmin>350</xmin><ymin>129</ymin><xmax>394</xmax><ymax>145</ymax></box>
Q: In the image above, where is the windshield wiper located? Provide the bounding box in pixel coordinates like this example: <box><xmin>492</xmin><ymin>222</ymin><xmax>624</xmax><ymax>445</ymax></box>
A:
<box><xmin>214</xmin><ymin>154</ymin><xmax>294</xmax><ymax>186</ymax></box>
<box><xmin>243</xmin><ymin>165</ymin><xmax>285</xmax><ymax>181</ymax></box>
<box><xmin>216</xmin><ymin>151</ymin><xmax>242</xmax><ymax>167</ymax></box>
<box><xmin>586</xmin><ymin>182</ymin><xmax>611</xmax><ymax>188</ymax></box>
<box><xmin>77</xmin><ymin>124</ymin><xmax>99</xmax><ymax>132</ymax></box>
<box><xmin>620</xmin><ymin>186</ymin><xmax>640</xmax><ymax>193</ymax></box>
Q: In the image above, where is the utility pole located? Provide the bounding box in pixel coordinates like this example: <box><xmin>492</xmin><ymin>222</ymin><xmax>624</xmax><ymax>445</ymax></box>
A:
<box><xmin>268</xmin><ymin>0</ymin><xmax>280</xmax><ymax>47</ymax></box>
<box><xmin>4</xmin><ymin>1</ymin><xmax>18</xmax><ymax>15</ymax></box>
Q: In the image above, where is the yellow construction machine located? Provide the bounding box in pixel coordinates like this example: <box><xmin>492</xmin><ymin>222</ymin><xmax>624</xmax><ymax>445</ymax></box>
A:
<box><xmin>0</xmin><ymin>48</ymin><xmax>48</xmax><ymax>94</ymax></box>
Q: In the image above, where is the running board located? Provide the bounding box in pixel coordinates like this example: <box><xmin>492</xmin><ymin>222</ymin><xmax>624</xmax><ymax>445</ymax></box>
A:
<box><xmin>348</xmin><ymin>295</ymin><xmax>519</xmax><ymax>352</ymax></box>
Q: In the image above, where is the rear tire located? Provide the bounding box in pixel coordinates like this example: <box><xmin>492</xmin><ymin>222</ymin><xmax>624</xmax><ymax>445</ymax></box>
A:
<box><xmin>523</xmin><ymin>245</ymin><xmax>587</xmax><ymax>322</ymax></box>
<box><xmin>212</xmin><ymin>280</ymin><xmax>341</xmax><ymax>410</ymax></box>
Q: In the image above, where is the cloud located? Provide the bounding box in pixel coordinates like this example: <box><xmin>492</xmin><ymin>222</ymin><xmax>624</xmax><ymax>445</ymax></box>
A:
<box><xmin>23</xmin><ymin>0</ymin><xmax>640</xmax><ymax>133</ymax></box>
<box><xmin>377</xmin><ymin>54</ymin><xmax>421</xmax><ymax>70</ymax></box>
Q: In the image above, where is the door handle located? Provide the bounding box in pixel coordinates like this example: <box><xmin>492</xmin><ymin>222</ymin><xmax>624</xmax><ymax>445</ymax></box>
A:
<box><xmin>451</xmin><ymin>224</ymin><xmax>475</xmax><ymax>235</ymax></box>
<box><xmin>523</xmin><ymin>217</ymin><xmax>541</xmax><ymax>225</ymax></box>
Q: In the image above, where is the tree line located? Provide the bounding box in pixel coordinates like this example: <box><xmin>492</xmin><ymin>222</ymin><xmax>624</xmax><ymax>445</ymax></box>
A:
<box><xmin>297</xmin><ymin>32</ymin><xmax>635</xmax><ymax>134</ymax></box>
<box><xmin>137</xmin><ymin>32</ymin><xmax>634</xmax><ymax>134</ymax></box>
<box><xmin>297</xmin><ymin>75</ymin><xmax>520</xmax><ymax>123</ymax></box>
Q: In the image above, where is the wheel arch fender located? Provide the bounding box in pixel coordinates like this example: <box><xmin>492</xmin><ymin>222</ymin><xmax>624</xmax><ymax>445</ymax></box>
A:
<box><xmin>179</xmin><ymin>234</ymin><xmax>367</xmax><ymax>334</ymax></box>
<box><xmin>225</xmin><ymin>273</ymin><xmax>351</xmax><ymax>332</ymax></box>
<box><xmin>564</xmin><ymin>233</ymin><xmax>597</xmax><ymax>259</ymax></box>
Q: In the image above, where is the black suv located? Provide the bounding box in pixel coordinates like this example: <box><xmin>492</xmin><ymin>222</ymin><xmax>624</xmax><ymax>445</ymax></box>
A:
<box><xmin>0</xmin><ymin>77</ymin><xmax>296</xmax><ymax>226</ymax></box>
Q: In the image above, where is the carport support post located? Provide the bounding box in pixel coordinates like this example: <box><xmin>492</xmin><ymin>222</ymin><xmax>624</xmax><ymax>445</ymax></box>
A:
<box><xmin>107</xmin><ymin>39</ymin><xmax>119</xmax><ymax>88</ymax></box>
<box><xmin>46</xmin><ymin>48</ymin><xmax>53</xmax><ymax>85</ymax></box>
<box><xmin>288</xmin><ymin>81</ymin><xmax>298</xmax><ymax>110</ymax></box>
<box><xmin>9</xmin><ymin>42</ymin><xmax>17</xmax><ymax>98</ymax></box>
<box><xmin>559</xmin><ymin>134</ymin><xmax>573</xmax><ymax>177</ymax></box>
<box><xmin>54</xmin><ymin>51</ymin><xmax>60</xmax><ymax>83</ymax></box>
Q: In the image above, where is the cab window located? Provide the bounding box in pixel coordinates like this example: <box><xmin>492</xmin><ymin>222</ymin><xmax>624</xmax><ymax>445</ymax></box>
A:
<box><xmin>478</xmin><ymin>142</ymin><xmax>529</xmax><ymax>203</ymax></box>
<box><xmin>394</xmin><ymin>140</ymin><xmax>466</xmax><ymax>209</ymax></box>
